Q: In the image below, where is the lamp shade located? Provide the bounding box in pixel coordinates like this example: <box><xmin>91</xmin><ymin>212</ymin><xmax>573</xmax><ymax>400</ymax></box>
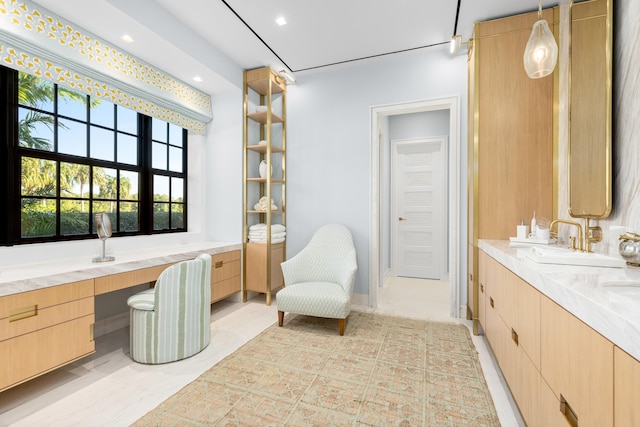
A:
<box><xmin>523</xmin><ymin>19</ymin><xmax>558</xmax><ymax>79</ymax></box>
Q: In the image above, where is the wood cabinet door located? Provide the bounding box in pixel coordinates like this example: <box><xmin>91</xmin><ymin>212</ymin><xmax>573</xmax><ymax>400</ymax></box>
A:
<box><xmin>614</xmin><ymin>346</ymin><xmax>640</xmax><ymax>426</ymax></box>
<box><xmin>541</xmin><ymin>295</ymin><xmax>613</xmax><ymax>427</ymax></box>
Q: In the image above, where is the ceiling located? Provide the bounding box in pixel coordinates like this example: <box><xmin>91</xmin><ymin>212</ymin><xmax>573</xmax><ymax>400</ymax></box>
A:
<box><xmin>30</xmin><ymin>0</ymin><xmax>561</xmax><ymax>94</ymax></box>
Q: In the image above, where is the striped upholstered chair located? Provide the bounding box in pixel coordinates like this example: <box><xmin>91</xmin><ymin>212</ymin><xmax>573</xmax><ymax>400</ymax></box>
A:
<box><xmin>277</xmin><ymin>224</ymin><xmax>357</xmax><ymax>335</ymax></box>
<box><xmin>127</xmin><ymin>253</ymin><xmax>212</xmax><ymax>364</ymax></box>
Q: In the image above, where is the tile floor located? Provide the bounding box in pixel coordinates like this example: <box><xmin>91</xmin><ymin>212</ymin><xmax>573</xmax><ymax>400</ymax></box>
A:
<box><xmin>0</xmin><ymin>279</ymin><xmax>524</xmax><ymax>426</ymax></box>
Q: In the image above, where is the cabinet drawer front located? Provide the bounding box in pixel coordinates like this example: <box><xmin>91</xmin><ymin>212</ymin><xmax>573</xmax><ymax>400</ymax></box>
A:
<box><xmin>212</xmin><ymin>259</ymin><xmax>240</xmax><ymax>282</ymax></box>
<box><xmin>0</xmin><ymin>297</ymin><xmax>94</xmax><ymax>341</ymax></box>
<box><xmin>94</xmin><ymin>265</ymin><xmax>170</xmax><ymax>294</ymax></box>
<box><xmin>0</xmin><ymin>280</ymin><xmax>94</xmax><ymax>319</ymax></box>
<box><xmin>212</xmin><ymin>250</ymin><xmax>240</xmax><ymax>265</ymax></box>
<box><xmin>0</xmin><ymin>314</ymin><xmax>95</xmax><ymax>392</ymax></box>
<box><xmin>211</xmin><ymin>277</ymin><xmax>241</xmax><ymax>303</ymax></box>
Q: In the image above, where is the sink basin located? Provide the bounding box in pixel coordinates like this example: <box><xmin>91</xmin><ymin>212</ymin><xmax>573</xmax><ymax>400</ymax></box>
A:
<box><xmin>600</xmin><ymin>281</ymin><xmax>640</xmax><ymax>299</ymax></box>
<box><xmin>521</xmin><ymin>246</ymin><xmax>626</xmax><ymax>268</ymax></box>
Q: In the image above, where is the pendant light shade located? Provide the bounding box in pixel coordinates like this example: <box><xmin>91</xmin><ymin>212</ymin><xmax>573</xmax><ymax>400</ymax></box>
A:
<box><xmin>523</xmin><ymin>1</ymin><xmax>558</xmax><ymax>79</ymax></box>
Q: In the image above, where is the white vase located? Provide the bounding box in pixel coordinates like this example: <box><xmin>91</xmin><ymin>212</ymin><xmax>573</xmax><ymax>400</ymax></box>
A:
<box><xmin>259</xmin><ymin>160</ymin><xmax>271</xmax><ymax>178</ymax></box>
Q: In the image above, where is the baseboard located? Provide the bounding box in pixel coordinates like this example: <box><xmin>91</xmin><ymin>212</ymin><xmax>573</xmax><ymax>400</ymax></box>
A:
<box><xmin>351</xmin><ymin>292</ymin><xmax>369</xmax><ymax>307</ymax></box>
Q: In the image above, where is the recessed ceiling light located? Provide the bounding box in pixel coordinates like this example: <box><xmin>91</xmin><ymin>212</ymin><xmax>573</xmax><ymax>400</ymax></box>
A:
<box><xmin>193</xmin><ymin>76</ymin><xmax>203</xmax><ymax>82</ymax></box>
<box><xmin>121</xmin><ymin>34</ymin><xmax>134</xmax><ymax>43</ymax></box>
<box><xmin>275</xmin><ymin>16</ymin><xmax>287</xmax><ymax>26</ymax></box>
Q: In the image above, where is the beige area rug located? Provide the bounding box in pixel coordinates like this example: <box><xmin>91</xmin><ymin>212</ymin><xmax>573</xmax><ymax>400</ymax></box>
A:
<box><xmin>133</xmin><ymin>312</ymin><xmax>499</xmax><ymax>426</ymax></box>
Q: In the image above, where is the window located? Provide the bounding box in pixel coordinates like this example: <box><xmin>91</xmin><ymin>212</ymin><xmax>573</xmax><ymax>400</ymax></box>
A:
<box><xmin>0</xmin><ymin>66</ymin><xmax>187</xmax><ymax>245</ymax></box>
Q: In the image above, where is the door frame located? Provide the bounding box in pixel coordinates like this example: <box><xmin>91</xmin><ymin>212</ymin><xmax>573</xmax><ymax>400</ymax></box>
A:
<box><xmin>369</xmin><ymin>96</ymin><xmax>461</xmax><ymax>317</ymax></box>
<box><xmin>390</xmin><ymin>136</ymin><xmax>448</xmax><ymax>280</ymax></box>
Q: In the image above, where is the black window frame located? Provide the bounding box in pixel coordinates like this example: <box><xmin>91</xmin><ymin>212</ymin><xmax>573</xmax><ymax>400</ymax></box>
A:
<box><xmin>0</xmin><ymin>66</ymin><xmax>188</xmax><ymax>246</ymax></box>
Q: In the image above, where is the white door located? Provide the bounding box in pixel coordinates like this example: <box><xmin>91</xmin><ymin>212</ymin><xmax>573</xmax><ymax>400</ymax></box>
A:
<box><xmin>391</xmin><ymin>137</ymin><xmax>447</xmax><ymax>279</ymax></box>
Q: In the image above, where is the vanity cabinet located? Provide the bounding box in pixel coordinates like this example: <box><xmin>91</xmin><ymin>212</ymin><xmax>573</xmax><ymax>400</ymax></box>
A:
<box><xmin>540</xmin><ymin>295</ymin><xmax>613</xmax><ymax>427</ymax></box>
<box><xmin>467</xmin><ymin>7</ymin><xmax>556</xmax><ymax>333</ymax></box>
<box><xmin>242</xmin><ymin>66</ymin><xmax>287</xmax><ymax>306</ymax></box>
<box><xmin>0</xmin><ymin>279</ymin><xmax>95</xmax><ymax>392</ymax></box>
<box><xmin>614</xmin><ymin>346</ymin><xmax>640</xmax><ymax>426</ymax></box>
<box><xmin>211</xmin><ymin>250</ymin><xmax>241</xmax><ymax>303</ymax></box>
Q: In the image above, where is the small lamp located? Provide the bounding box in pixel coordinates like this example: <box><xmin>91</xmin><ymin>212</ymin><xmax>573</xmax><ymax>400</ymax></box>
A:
<box><xmin>450</xmin><ymin>35</ymin><xmax>462</xmax><ymax>55</ymax></box>
<box><xmin>523</xmin><ymin>0</ymin><xmax>558</xmax><ymax>78</ymax></box>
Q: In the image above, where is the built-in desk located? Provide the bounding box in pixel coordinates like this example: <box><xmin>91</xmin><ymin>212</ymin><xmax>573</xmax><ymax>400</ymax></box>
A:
<box><xmin>0</xmin><ymin>242</ymin><xmax>241</xmax><ymax>392</ymax></box>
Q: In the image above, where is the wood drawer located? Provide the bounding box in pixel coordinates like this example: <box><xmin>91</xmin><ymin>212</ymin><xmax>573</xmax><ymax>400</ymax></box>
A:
<box><xmin>0</xmin><ymin>314</ymin><xmax>95</xmax><ymax>392</ymax></box>
<box><xmin>211</xmin><ymin>250</ymin><xmax>240</xmax><ymax>283</ymax></box>
<box><xmin>94</xmin><ymin>264</ymin><xmax>170</xmax><ymax>294</ymax></box>
<box><xmin>0</xmin><ymin>279</ymin><xmax>94</xmax><ymax>320</ymax></box>
<box><xmin>0</xmin><ymin>297</ymin><xmax>94</xmax><ymax>341</ymax></box>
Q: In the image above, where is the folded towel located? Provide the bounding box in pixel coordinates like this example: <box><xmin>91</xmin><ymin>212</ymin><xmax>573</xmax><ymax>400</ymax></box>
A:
<box><xmin>249</xmin><ymin>236</ymin><xmax>286</xmax><ymax>244</ymax></box>
<box><xmin>253</xmin><ymin>196</ymin><xmax>278</xmax><ymax>212</ymax></box>
<box><xmin>248</xmin><ymin>231</ymin><xmax>286</xmax><ymax>239</ymax></box>
<box><xmin>249</xmin><ymin>223</ymin><xmax>286</xmax><ymax>233</ymax></box>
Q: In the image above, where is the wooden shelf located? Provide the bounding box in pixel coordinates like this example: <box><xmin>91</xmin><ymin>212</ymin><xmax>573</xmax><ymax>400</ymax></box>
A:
<box><xmin>246</xmin><ymin>67</ymin><xmax>286</xmax><ymax>95</ymax></box>
<box><xmin>247</xmin><ymin>144</ymin><xmax>284</xmax><ymax>154</ymax></box>
<box><xmin>247</xmin><ymin>111</ymin><xmax>283</xmax><ymax>124</ymax></box>
<box><xmin>246</xmin><ymin>210</ymin><xmax>283</xmax><ymax>214</ymax></box>
<box><xmin>247</xmin><ymin>177</ymin><xmax>284</xmax><ymax>184</ymax></box>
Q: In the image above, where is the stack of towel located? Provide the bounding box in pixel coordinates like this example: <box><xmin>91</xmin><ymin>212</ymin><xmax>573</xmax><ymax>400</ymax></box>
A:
<box><xmin>248</xmin><ymin>223</ymin><xmax>286</xmax><ymax>243</ymax></box>
<box><xmin>254</xmin><ymin>196</ymin><xmax>278</xmax><ymax>212</ymax></box>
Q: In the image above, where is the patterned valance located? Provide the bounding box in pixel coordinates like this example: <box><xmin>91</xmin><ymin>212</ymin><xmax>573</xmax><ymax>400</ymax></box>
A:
<box><xmin>0</xmin><ymin>0</ymin><xmax>212</xmax><ymax>134</ymax></box>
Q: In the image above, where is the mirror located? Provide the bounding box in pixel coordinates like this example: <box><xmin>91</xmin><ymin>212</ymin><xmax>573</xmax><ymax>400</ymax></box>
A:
<box><xmin>568</xmin><ymin>0</ymin><xmax>613</xmax><ymax>218</ymax></box>
<box><xmin>93</xmin><ymin>212</ymin><xmax>115</xmax><ymax>262</ymax></box>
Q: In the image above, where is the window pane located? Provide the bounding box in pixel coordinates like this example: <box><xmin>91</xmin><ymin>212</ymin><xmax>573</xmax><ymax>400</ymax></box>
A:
<box><xmin>117</xmin><ymin>133</ymin><xmax>137</xmax><ymax>165</ymax></box>
<box><xmin>58</xmin><ymin>119</ymin><xmax>87</xmax><ymax>156</ymax></box>
<box><xmin>18</xmin><ymin>107</ymin><xmax>55</xmax><ymax>150</ymax></box>
<box><xmin>119</xmin><ymin>201</ymin><xmax>139</xmax><ymax>232</ymax></box>
<box><xmin>153</xmin><ymin>175</ymin><xmax>169</xmax><ymax>201</ymax></box>
<box><xmin>90</xmin><ymin>125</ymin><xmax>115</xmax><ymax>161</ymax></box>
<box><xmin>91</xmin><ymin>99</ymin><xmax>114</xmax><ymax>128</ymax></box>
<box><xmin>58</xmin><ymin>88</ymin><xmax>87</xmax><ymax>121</ymax></box>
<box><xmin>171</xmin><ymin>204</ymin><xmax>184</xmax><ymax>229</ymax></box>
<box><xmin>18</xmin><ymin>72</ymin><xmax>54</xmax><ymax>112</ymax></box>
<box><xmin>120</xmin><ymin>170</ymin><xmax>139</xmax><ymax>200</ymax></box>
<box><xmin>152</xmin><ymin>119</ymin><xmax>167</xmax><ymax>142</ymax></box>
<box><xmin>169</xmin><ymin>146</ymin><xmax>183</xmax><ymax>172</ymax></box>
<box><xmin>21</xmin><ymin>198</ymin><xmax>56</xmax><ymax>238</ymax></box>
<box><xmin>60</xmin><ymin>200</ymin><xmax>90</xmax><ymax>235</ymax></box>
<box><xmin>21</xmin><ymin>157</ymin><xmax>56</xmax><ymax>196</ymax></box>
<box><xmin>60</xmin><ymin>162</ymin><xmax>90</xmax><ymax>198</ymax></box>
<box><xmin>117</xmin><ymin>106</ymin><xmax>137</xmax><ymax>134</ymax></box>
<box><xmin>94</xmin><ymin>167</ymin><xmax>118</xmax><ymax>200</ymax></box>
<box><xmin>171</xmin><ymin>177</ymin><xmax>183</xmax><ymax>202</ymax></box>
<box><xmin>153</xmin><ymin>202</ymin><xmax>169</xmax><ymax>230</ymax></box>
<box><xmin>152</xmin><ymin>142</ymin><xmax>167</xmax><ymax>169</ymax></box>
<box><xmin>169</xmin><ymin>124</ymin><xmax>183</xmax><ymax>147</ymax></box>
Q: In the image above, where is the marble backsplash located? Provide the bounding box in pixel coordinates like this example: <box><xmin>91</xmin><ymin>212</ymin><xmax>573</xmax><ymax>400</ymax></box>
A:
<box><xmin>557</xmin><ymin>2</ymin><xmax>640</xmax><ymax>255</ymax></box>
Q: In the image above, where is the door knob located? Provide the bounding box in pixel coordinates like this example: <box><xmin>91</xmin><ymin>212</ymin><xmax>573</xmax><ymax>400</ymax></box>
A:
<box><xmin>399</xmin><ymin>217</ymin><xmax>407</xmax><ymax>221</ymax></box>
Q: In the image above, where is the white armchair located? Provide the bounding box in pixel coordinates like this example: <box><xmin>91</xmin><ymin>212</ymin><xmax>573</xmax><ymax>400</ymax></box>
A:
<box><xmin>277</xmin><ymin>224</ymin><xmax>357</xmax><ymax>335</ymax></box>
<box><xmin>127</xmin><ymin>253</ymin><xmax>212</xmax><ymax>364</ymax></box>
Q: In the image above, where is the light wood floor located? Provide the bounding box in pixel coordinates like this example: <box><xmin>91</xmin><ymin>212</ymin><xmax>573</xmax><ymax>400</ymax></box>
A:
<box><xmin>0</xmin><ymin>282</ymin><xmax>524</xmax><ymax>426</ymax></box>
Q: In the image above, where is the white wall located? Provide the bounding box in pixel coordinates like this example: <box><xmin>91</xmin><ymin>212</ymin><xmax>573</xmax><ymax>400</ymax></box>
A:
<box><xmin>284</xmin><ymin>48</ymin><xmax>468</xmax><ymax>298</ymax></box>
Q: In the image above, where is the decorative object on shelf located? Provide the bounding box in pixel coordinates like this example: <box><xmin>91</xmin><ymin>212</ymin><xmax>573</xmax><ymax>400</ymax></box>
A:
<box><xmin>254</xmin><ymin>196</ymin><xmax>278</xmax><ymax>212</ymax></box>
<box><xmin>619</xmin><ymin>232</ymin><xmax>640</xmax><ymax>266</ymax></box>
<box><xmin>93</xmin><ymin>212</ymin><xmax>115</xmax><ymax>263</ymax></box>
<box><xmin>259</xmin><ymin>160</ymin><xmax>272</xmax><ymax>178</ymax></box>
<box><xmin>258</xmin><ymin>139</ymin><xmax>267</xmax><ymax>145</ymax></box>
<box><xmin>523</xmin><ymin>0</ymin><xmax>558</xmax><ymax>79</ymax></box>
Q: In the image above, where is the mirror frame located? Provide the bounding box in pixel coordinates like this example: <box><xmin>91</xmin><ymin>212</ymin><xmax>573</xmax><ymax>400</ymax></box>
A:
<box><xmin>567</xmin><ymin>0</ymin><xmax>613</xmax><ymax>219</ymax></box>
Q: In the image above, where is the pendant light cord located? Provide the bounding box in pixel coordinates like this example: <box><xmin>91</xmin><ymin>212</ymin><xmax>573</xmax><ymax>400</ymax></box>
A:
<box><xmin>538</xmin><ymin>0</ymin><xmax>543</xmax><ymax>18</ymax></box>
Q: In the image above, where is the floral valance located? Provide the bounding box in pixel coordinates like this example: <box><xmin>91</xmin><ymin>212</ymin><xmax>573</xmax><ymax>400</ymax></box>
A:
<box><xmin>0</xmin><ymin>0</ymin><xmax>212</xmax><ymax>134</ymax></box>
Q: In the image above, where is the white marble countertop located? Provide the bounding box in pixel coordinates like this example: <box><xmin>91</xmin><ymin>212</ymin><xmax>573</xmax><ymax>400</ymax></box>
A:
<box><xmin>480</xmin><ymin>239</ymin><xmax>640</xmax><ymax>361</ymax></box>
<box><xmin>0</xmin><ymin>241</ymin><xmax>242</xmax><ymax>297</ymax></box>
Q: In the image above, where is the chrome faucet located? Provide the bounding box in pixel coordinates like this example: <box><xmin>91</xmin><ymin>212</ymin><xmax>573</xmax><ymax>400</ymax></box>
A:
<box><xmin>550</xmin><ymin>219</ymin><xmax>584</xmax><ymax>251</ymax></box>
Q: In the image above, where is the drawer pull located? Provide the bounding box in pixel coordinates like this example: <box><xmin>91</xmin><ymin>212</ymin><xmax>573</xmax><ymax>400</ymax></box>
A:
<box><xmin>560</xmin><ymin>394</ymin><xmax>578</xmax><ymax>427</ymax></box>
<box><xmin>215</xmin><ymin>261</ymin><xmax>224</xmax><ymax>268</ymax></box>
<box><xmin>9</xmin><ymin>305</ymin><xmax>38</xmax><ymax>322</ymax></box>
<box><xmin>480</xmin><ymin>283</ymin><xmax>484</xmax><ymax>293</ymax></box>
<box><xmin>511</xmin><ymin>328</ymin><xmax>519</xmax><ymax>345</ymax></box>
<box><xmin>489</xmin><ymin>297</ymin><xmax>494</xmax><ymax>308</ymax></box>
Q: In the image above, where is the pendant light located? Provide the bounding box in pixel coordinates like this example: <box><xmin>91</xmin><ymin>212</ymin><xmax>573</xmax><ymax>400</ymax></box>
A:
<box><xmin>523</xmin><ymin>0</ymin><xmax>558</xmax><ymax>78</ymax></box>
